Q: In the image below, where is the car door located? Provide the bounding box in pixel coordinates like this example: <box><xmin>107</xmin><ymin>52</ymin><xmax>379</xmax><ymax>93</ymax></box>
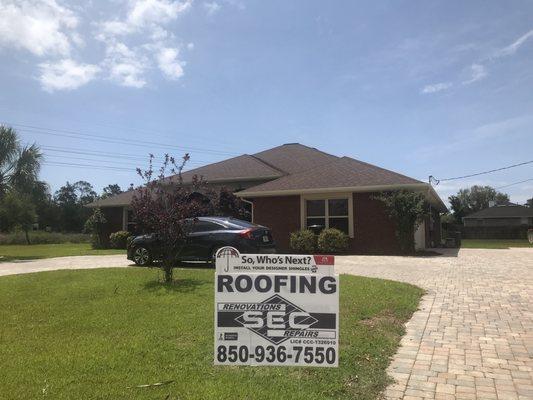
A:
<box><xmin>180</xmin><ymin>220</ymin><xmax>227</xmax><ymax>260</ymax></box>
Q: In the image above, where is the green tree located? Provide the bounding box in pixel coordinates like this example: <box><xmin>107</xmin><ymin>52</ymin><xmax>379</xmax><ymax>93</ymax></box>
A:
<box><xmin>0</xmin><ymin>125</ymin><xmax>43</xmax><ymax>196</ymax></box>
<box><xmin>54</xmin><ymin>181</ymin><xmax>97</xmax><ymax>231</ymax></box>
<box><xmin>449</xmin><ymin>185</ymin><xmax>510</xmax><ymax>223</ymax></box>
<box><xmin>0</xmin><ymin>191</ymin><xmax>37</xmax><ymax>243</ymax></box>
<box><xmin>101</xmin><ymin>184</ymin><xmax>123</xmax><ymax>199</ymax></box>
<box><xmin>375</xmin><ymin>190</ymin><xmax>428</xmax><ymax>254</ymax></box>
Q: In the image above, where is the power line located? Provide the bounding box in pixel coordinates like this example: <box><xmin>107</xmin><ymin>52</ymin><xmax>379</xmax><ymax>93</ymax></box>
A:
<box><xmin>41</xmin><ymin>146</ymin><xmax>208</xmax><ymax>166</ymax></box>
<box><xmin>3</xmin><ymin>121</ymin><xmax>241</xmax><ymax>157</ymax></box>
<box><xmin>429</xmin><ymin>159</ymin><xmax>533</xmax><ymax>185</ymax></box>
<box><xmin>42</xmin><ymin>159</ymin><xmax>206</xmax><ymax>173</ymax></box>
<box><xmin>44</xmin><ymin>154</ymin><xmax>144</xmax><ymax>168</ymax></box>
<box><xmin>496</xmin><ymin>178</ymin><xmax>533</xmax><ymax>190</ymax></box>
<box><xmin>43</xmin><ymin>161</ymin><xmax>136</xmax><ymax>172</ymax></box>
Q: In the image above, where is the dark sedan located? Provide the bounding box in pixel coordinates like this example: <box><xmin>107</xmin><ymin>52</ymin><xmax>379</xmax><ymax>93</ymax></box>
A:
<box><xmin>127</xmin><ymin>216</ymin><xmax>276</xmax><ymax>266</ymax></box>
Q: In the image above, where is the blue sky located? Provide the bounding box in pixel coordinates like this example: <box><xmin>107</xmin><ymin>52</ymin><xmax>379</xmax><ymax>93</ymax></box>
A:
<box><xmin>1</xmin><ymin>0</ymin><xmax>532</xmax><ymax>204</ymax></box>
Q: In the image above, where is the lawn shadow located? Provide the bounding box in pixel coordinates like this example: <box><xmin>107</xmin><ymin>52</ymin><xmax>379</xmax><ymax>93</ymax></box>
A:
<box><xmin>0</xmin><ymin>256</ymin><xmax>45</xmax><ymax>263</ymax></box>
<box><xmin>142</xmin><ymin>278</ymin><xmax>210</xmax><ymax>293</ymax></box>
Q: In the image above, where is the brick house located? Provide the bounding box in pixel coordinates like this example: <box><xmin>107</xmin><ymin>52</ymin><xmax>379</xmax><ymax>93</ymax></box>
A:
<box><xmin>88</xmin><ymin>143</ymin><xmax>446</xmax><ymax>253</ymax></box>
<box><xmin>462</xmin><ymin>203</ymin><xmax>533</xmax><ymax>239</ymax></box>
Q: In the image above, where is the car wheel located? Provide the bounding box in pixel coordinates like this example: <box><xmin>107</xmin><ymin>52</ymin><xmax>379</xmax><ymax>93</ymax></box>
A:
<box><xmin>133</xmin><ymin>247</ymin><xmax>152</xmax><ymax>266</ymax></box>
<box><xmin>210</xmin><ymin>246</ymin><xmax>224</xmax><ymax>266</ymax></box>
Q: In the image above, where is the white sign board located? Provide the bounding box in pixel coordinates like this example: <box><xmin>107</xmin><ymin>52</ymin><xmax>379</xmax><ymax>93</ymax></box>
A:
<box><xmin>214</xmin><ymin>247</ymin><xmax>339</xmax><ymax>367</ymax></box>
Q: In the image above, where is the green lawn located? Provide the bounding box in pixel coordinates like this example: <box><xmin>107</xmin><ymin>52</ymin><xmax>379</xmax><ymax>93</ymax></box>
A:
<box><xmin>461</xmin><ymin>239</ymin><xmax>533</xmax><ymax>249</ymax></box>
<box><xmin>0</xmin><ymin>268</ymin><xmax>423</xmax><ymax>400</ymax></box>
<box><xmin>0</xmin><ymin>243</ymin><xmax>124</xmax><ymax>262</ymax></box>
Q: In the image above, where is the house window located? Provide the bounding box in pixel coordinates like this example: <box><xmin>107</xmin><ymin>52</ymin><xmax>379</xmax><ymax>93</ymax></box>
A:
<box><xmin>305</xmin><ymin>198</ymin><xmax>350</xmax><ymax>235</ymax></box>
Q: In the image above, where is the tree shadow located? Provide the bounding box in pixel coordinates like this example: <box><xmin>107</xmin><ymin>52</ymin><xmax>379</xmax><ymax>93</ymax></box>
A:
<box><xmin>429</xmin><ymin>248</ymin><xmax>460</xmax><ymax>258</ymax></box>
<box><xmin>142</xmin><ymin>278</ymin><xmax>210</xmax><ymax>293</ymax></box>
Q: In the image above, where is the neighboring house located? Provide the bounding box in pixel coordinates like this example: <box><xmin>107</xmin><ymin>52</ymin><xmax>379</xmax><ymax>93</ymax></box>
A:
<box><xmin>462</xmin><ymin>203</ymin><xmax>533</xmax><ymax>239</ymax></box>
<box><xmin>463</xmin><ymin>203</ymin><xmax>533</xmax><ymax>227</ymax></box>
<box><xmin>88</xmin><ymin>143</ymin><xmax>446</xmax><ymax>253</ymax></box>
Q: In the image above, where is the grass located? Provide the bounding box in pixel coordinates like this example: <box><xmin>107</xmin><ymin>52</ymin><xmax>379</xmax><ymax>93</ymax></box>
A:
<box><xmin>461</xmin><ymin>239</ymin><xmax>533</xmax><ymax>249</ymax></box>
<box><xmin>0</xmin><ymin>243</ymin><xmax>124</xmax><ymax>262</ymax></box>
<box><xmin>0</xmin><ymin>268</ymin><xmax>423</xmax><ymax>400</ymax></box>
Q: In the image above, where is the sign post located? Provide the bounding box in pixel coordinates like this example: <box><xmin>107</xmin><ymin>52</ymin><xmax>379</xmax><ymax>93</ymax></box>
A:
<box><xmin>214</xmin><ymin>247</ymin><xmax>339</xmax><ymax>367</ymax></box>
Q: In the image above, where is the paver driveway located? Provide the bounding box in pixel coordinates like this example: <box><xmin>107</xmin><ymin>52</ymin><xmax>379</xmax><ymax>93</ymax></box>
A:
<box><xmin>337</xmin><ymin>248</ymin><xmax>533</xmax><ymax>400</ymax></box>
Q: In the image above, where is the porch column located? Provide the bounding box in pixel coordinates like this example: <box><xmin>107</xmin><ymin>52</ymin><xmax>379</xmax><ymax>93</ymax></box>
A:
<box><xmin>122</xmin><ymin>207</ymin><xmax>128</xmax><ymax>231</ymax></box>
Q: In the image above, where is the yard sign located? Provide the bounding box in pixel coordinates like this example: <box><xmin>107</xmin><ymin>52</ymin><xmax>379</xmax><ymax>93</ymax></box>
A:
<box><xmin>214</xmin><ymin>247</ymin><xmax>339</xmax><ymax>367</ymax></box>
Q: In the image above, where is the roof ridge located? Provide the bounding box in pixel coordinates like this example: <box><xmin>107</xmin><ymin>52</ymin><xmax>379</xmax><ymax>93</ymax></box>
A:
<box><xmin>252</xmin><ymin>142</ymin><xmax>339</xmax><ymax>160</ymax></box>
<box><xmin>247</xmin><ymin>154</ymin><xmax>289</xmax><ymax>176</ymax></box>
<box><xmin>287</xmin><ymin>143</ymin><xmax>340</xmax><ymax>160</ymax></box>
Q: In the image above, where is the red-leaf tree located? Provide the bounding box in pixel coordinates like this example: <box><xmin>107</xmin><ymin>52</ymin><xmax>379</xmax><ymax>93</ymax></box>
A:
<box><xmin>131</xmin><ymin>154</ymin><xmax>214</xmax><ymax>283</ymax></box>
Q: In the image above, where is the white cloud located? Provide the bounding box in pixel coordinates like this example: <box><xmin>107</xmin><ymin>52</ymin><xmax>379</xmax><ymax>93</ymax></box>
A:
<box><xmin>100</xmin><ymin>0</ymin><xmax>191</xmax><ymax>37</ymax></box>
<box><xmin>204</xmin><ymin>2</ymin><xmax>221</xmax><ymax>16</ymax></box>
<box><xmin>157</xmin><ymin>47</ymin><xmax>184</xmax><ymax>79</ymax></box>
<box><xmin>104</xmin><ymin>42</ymin><xmax>147</xmax><ymax>88</ymax></box>
<box><xmin>95</xmin><ymin>0</ymin><xmax>192</xmax><ymax>88</ymax></box>
<box><xmin>187</xmin><ymin>42</ymin><xmax>194</xmax><ymax>50</ymax></box>
<box><xmin>463</xmin><ymin>63</ymin><xmax>488</xmax><ymax>85</ymax></box>
<box><xmin>2</xmin><ymin>0</ymin><xmax>195</xmax><ymax>91</ymax></box>
<box><xmin>109</xmin><ymin>62</ymin><xmax>146</xmax><ymax>88</ymax></box>
<box><xmin>421</xmin><ymin>82</ymin><xmax>452</xmax><ymax>94</ymax></box>
<box><xmin>39</xmin><ymin>59</ymin><xmax>100</xmax><ymax>92</ymax></box>
<box><xmin>497</xmin><ymin>30</ymin><xmax>533</xmax><ymax>57</ymax></box>
<box><xmin>0</xmin><ymin>0</ymin><xmax>78</xmax><ymax>57</ymax></box>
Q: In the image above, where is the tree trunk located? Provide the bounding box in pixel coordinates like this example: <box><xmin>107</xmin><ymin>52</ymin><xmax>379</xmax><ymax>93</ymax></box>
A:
<box><xmin>24</xmin><ymin>229</ymin><xmax>31</xmax><ymax>245</ymax></box>
<box><xmin>163</xmin><ymin>266</ymin><xmax>173</xmax><ymax>283</ymax></box>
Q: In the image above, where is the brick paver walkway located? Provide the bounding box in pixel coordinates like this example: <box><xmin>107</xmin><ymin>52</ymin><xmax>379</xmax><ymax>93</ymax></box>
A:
<box><xmin>336</xmin><ymin>248</ymin><xmax>533</xmax><ymax>400</ymax></box>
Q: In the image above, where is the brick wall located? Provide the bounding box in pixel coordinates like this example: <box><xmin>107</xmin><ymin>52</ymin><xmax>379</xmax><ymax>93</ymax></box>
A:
<box><xmin>350</xmin><ymin>192</ymin><xmax>401</xmax><ymax>254</ymax></box>
<box><xmin>251</xmin><ymin>192</ymin><xmax>403</xmax><ymax>254</ymax></box>
<box><xmin>251</xmin><ymin>195</ymin><xmax>301</xmax><ymax>252</ymax></box>
<box><xmin>101</xmin><ymin>207</ymin><xmax>124</xmax><ymax>246</ymax></box>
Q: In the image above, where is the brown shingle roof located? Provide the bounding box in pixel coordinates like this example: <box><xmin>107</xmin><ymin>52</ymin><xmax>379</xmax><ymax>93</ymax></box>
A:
<box><xmin>169</xmin><ymin>154</ymin><xmax>283</xmax><ymax>183</ymax></box>
<box><xmin>252</xmin><ymin>143</ymin><xmax>339</xmax><ymax>174</ymax></box>
<box><xmin>464</xmin><ymin>204</ymin><xmax>533</xmax><ymax>219</ymax></box>
<box><xmin>237</xmin><ymin>156</ymin><xmax>422</xmax><ymax>194</ymax></box>
<box><xmin>87</xmin><ymin>190</ymin><xmax>137</xmax><ymax>207</ymax></box>
<box><xmin>88</xmin><ymin>153</ymin><xmax>285</xmax><ymax>207</ymax></box>
<box><xmin>88</xmin><ymin>143</ymin><xmax>442</xmax><ymax>208</ymax></box>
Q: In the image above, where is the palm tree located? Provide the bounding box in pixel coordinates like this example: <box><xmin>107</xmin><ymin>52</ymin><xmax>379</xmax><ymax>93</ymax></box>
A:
<box><xmin>0</xmin><ymin>125</ymin><xmax>43</xmax><ymax>197</ymax></box>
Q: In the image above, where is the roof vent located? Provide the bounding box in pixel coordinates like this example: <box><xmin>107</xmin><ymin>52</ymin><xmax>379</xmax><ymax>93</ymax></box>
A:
<box><xmin>283</xmin><ymin>142</ymin><xmax>299</xmax><ymax>145</ymax></box>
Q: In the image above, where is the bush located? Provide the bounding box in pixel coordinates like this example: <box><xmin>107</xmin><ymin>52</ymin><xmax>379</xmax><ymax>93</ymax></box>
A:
<box><xmin>289</xmin><ymin>229</ymin><xmax>317</xmax><ymax>253</ymax></box>
<box><xmin>317</xmin><ymin>228</ymin><xmax>349</xmax><ymax>253</ymax></box>
<box><xmin>84</xmin><ymin>208</ymin><xmax>108</xmax><ymax>249</ymax></box>
<box><xmin>0</xmin><ymin>231</ymin><xmax>90</xmax><ymax>245</ymax></box>
<box><xmin>109</xmin><ymin>231</ymin><xmax>132</xmax><ymax>249</ymax></box>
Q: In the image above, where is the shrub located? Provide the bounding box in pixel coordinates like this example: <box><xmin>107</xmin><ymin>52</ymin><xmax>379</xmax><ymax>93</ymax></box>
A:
<box><xmin>374</xmin><ymin>190</ymin><xmax>427</xmax><ymax>254</ymax></box>
<box><xmin>109</xmin><ymin>231</ymin><xmax>132</xmax><ymax>249</ymax></box>
<box><xmin>0</xmin><ymin>231</ymin><xmax>90</xmax><ymax>245</ymax></box>
<box><xmin>84</xmin><ymin>208</ymin><xmax>107</xmax><ymax>249</ymax></box>
<box><xmin>317</xmin><ymin>228</ymin><xmax>349</xmax><ymax>253</ymax></box>
<box><xmin>289</xmin><ymin>229</ymin><xmax>317</xmax><ymax>253</ymax></box>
